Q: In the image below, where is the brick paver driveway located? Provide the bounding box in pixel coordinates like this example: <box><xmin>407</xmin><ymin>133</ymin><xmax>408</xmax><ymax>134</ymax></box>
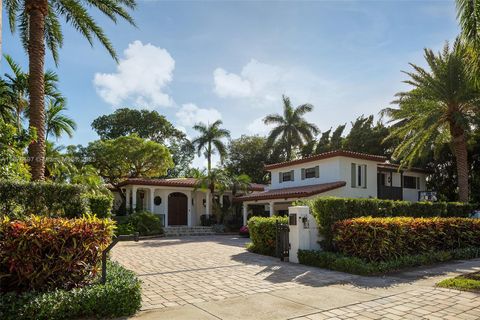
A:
<box><xmin>113</xmin><ymin>235</ymin><xmax>480</xmax><ymax>319</ymax></box>
<box><xmin>112</xmin><ymin>235</ymin><xmax>355</xmax><ymax>310</ymax></box>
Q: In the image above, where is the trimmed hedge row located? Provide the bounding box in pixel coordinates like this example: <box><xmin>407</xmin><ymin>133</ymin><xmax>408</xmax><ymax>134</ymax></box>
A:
<box><xmin>298</xmin><ymin>247</ymin><xmax>480</xmax><ymax>275</ymax></box>
<box><xmin>0</xmin><ymin>180</ymin><xmax>113</xmax><ymax>218</ymax></box>
<box><xmin>0</xmin><ymin>215</ymin><xmax>114</xmax><ymax>292</ymax></box>
<box><xmin>247</xmin><ymin>216</ymin><xmax>288</xmax><ymax>256</ymax></box>
<box><xmin>0</xmin><ymin>261</ymin><xmax>142</xmax><ymax>320</ymax></box>
<box><xmin>86</xmin><ymin>194</ymin><xmax>113</xmax><ymax>218</ymax></box>
<box><xmin>333</xmin><ymin>217</ymin><xmax>480</xmax><ymax>262</ymax></box>
<box><xmin>305</xmin><ymin>197</ymin><xmax>478</xmax><ymax>250</ymax></box>
<box><xmin>114</xmin><ymin>211</ymin><xmax>164</xmax><ymax>236</ymax></box>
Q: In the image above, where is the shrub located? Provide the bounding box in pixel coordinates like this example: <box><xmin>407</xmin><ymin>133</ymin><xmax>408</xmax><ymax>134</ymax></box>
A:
<box><xmin>305</xmin><ymin>197</ymin><xmax>478</xmax><ymax>250</ymax></box>
<box><xmin>0</xmin><ymin>215</ymin><xmax>114</xmax><ymax>292</ymax></box>
<box><xmin>0</xmin><ymin>180</ymin><xmax>89</xmax><ymax>218</ymax></box>
<box><xmin>333</xmin><ymin>217</ymin><xmax>480</xmax><ymax>262</ymax></box>
<box><xmin>0</xmin><ymin>261</ymin><xmax>141</xmax><ymax>320</ymax></box>
<box><xmin>86</xmin><ymin>193</ymin><xmax>113</xmax><ymax>218</ymax></box>
<box><xmin>115</xmin><ymin>211</ymin><xmax>163</xmax><ymax>236</ymax></box>
<box><xmin>298</xmin><ymin>247</ymin><xmax>480</xmax><ymax>275</ymax></box>
<box><xmin>247</xmin><ymin>216</ymin><xmax>288</xmax><ymax>256</ymax></box>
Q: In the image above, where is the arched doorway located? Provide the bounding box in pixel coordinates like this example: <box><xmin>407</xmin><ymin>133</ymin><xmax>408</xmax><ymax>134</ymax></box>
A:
<box><xmin>168</xmin><ymin>192</ymin><xmax>188</xmax><ymax>226</ymax></box>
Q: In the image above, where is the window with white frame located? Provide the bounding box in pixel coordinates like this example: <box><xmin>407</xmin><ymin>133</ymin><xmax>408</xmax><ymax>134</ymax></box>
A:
<box><xmin>302</xmin><ymin>166</ymin><xmax>319</xmax><ymax>179</ymax></box>
<box><xmin>351</xmin><ymin>163</ymin><xmax>367</xmax><ymax>188</ymax></box>
<box><xmin>403</xmin><ymin>176</ymin><xmax>420</xmax><ymax>189</ymax></box>
<box><xmin>279</xmin><ymin>170</ymin><xmax>294</xmax><ymax>182</ymax></box>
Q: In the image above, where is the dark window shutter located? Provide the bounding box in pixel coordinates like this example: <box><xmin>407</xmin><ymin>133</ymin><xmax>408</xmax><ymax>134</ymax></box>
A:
<box><xmin>416</xmin><ymin>177</ymin><xmax>420</xmax><ymax>189</ymax></box>
<box><xmin>301</xmin><ymin>168</ymin><xmax>305</xmax><ymax>180</ymax></box>
<box><xmin>363</xmin><ymin>165</ymin><xmax>367</xmax><ymax>188</ymax></box>
<box><xmin>290</xmin><ymin>170</ymin><xmax>294</xmax><ymax>181</ymax></box>
<box><xmin>351</xmin><ymin>163</ymin><xmax>356</xmax><ymax>187</ymax></box>
<box><xmin>279</xmin><ymin>172</ymin><xmax>282</xmax><ymax>183</ymax></box>
<box><xmin>315</xmin><ymin>166</ymin><xmax>320</xmax><ymax>178</ymax></box>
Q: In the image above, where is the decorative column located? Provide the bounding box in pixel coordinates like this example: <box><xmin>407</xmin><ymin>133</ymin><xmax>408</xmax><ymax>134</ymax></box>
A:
<box><xmin>150</xmin><ymin>188</ymin><xmax>155</xmax><ymax>212</ymax></box>
<box><xmin>125</xmin><ymin>188</ymin><xmax>130</xmax><ymax>211</ymax></box>
<box><xmin>164</xmin><ymin>192</ymin><xmax>169</xmax><ymax>227</ymax></box>
<box><xmin>187</xmin><ymin>192</ymin><xmax>192</xmax><ymax>227</ymax></box>
<box><xmin>205</xmin><ymin>190</ymin><xmax>211</xmax><ymax>218</ymax></box>
<box><xmin>269</xmin><ymin>201</ymin><xmax>275</xmax><ymax>217</ymax></box>
<box><xmin>242</xmin><ymin>203</ymin><xmax>248</xmax><ymax>226</ymax></box>
<box><xmin>132</xmin><ymin>186</ymin><xmax>137</xmax><ymax>211</ymax></box>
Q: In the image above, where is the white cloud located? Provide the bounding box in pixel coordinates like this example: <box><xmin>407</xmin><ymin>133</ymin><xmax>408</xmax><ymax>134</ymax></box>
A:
<box><xmin>176</xmin><ymin>103</ymin><xmax>222</xmax><ymax>127</ymax></box>
<box><xmin>93</xmin><ymin>40</ymin><xmax>175</xmax><ymax>108</ymax></box>
<box><xmin>247</xmin><ymin>116</ymin><xmax>275</xmax><ymax>135</ymax></box>
<box><xmin>212</xmin><ymin>59</ymin><xmax>336</xmax><ymax>108</ymax></box>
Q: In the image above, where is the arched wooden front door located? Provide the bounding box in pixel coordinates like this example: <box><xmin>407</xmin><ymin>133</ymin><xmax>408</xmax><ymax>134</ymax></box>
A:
<box><xmin>168</xmin><ymin>192</ymin><xmax>188</xmax><ymax>226</ymax></box>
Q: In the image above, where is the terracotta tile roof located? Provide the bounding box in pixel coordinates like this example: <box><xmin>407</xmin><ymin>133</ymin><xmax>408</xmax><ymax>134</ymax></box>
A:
<box><xmin>377</xmin><ymin>163</ymin><xmax>431</xmax><ymax>174</ymax></box>
<box><xmin>264</xmin><ymin>150</ymin><xmax>388</xmax><ymax>170</ymax></box>
<box><xmin>234</xmin><ymin>181</ymin><xmax>346</xmax><ymax>202</ymax></box>
<box><xmin>116</xmin><ymin>178</ymin><xmax>266</xmax><ymax>191</ymax></box>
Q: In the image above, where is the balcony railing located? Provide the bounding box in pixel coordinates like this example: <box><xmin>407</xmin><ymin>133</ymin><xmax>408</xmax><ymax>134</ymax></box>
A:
<box><xmin>377</xmin><ymin>186</ymin><xmax>403</xmax><ymax>201</ymax></box>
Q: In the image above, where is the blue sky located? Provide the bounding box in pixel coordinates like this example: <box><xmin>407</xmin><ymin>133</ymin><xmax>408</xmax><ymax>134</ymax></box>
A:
<box><xmin>2</xmin><ymin>0</ymin><xmax>459</xmax><ymax>167</ymax></box>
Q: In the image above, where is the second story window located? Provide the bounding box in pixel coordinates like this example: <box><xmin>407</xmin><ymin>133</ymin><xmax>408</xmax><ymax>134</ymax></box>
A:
<box><xmin>302</xmin><ymin>166</ymin><xmax>319</xmax><ymax>179</ymax></box>
<box><xmin>351</xmin><ymin>163</ymin><xmax>367</xmax><ymax>188</ymax></box>
<box><xmin>279</xmin><ymin>170</ymin><xmax>294</xmax><ymax>182</ymax></box>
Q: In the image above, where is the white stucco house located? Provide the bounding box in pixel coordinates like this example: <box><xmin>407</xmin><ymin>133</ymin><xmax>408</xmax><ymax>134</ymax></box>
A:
<box><xmin>112</xmin><ymin>178</ymin><xmax>265</xmax><ymax>227</ymax></box>
<box><xmin>235</xmin><ymin>150</ymin><xmax>429</xmax><ymax>225</ymax></box>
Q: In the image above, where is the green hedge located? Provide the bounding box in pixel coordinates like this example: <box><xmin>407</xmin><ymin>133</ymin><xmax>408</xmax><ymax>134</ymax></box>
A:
<box><xmin>305</xmin><ymin>197</ymin><xmax>478</xmax><ymax>250</ymax></box>
<box><xmin>0</xmin><ymin>180</ymin><xmax>89</xmax><ymax>218</ymax></box>
<box><xmin>333</xmin><ymin>217</ymin><xmax>480</xmax><ymax>262</ymax></box>
<box><xmin>247</xmin><ymin>216</ymin><xmax>288</xmax><ymax>256</ymax></box>
<box><xmin>0</xmin><ymin>261</ymin><xmax>141</xmax><ymax>320</ymax></box>
<box><xmin>86</xmin><ymin>194</ymin><xmax>113</xmax><ymax>218</ymax></box>
<box><xmin>298</xmin><ymin>247</ymin><xmax>480</xmax><ymax>275</ymax></box>
<box><xmin>115</xmin><ymin>211</ymin><xmax>164</xmax><ymax>236</ymax></box>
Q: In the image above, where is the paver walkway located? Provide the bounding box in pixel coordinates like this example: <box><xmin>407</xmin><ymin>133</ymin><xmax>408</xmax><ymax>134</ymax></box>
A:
<box><xmin>112</xmin><ymin>235</ymin><xmax>480</xmax><ymax>320</ymax></box>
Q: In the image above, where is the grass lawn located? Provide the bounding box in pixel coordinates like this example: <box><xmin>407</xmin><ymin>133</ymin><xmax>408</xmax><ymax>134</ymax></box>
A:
<box><xmin>437</xmin><ymin>272</ymin><xmax>480</xmax><ymax>293</ymax></box>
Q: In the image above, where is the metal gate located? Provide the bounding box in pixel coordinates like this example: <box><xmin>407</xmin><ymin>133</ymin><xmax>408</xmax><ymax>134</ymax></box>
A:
<box><xmin>275</xmin><ymin>220</ymin><xmax>290</xmax><ymax>261</ymax></box>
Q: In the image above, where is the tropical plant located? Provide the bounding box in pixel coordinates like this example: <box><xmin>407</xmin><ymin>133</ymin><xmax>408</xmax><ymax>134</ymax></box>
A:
<box><xmin>2</xmin><ymin>54</ymin><xmax>62</xmax><ymax>130</ymax></box>
<box><xmin>191</xmin><ymin>120</ymin><xmax>230</xmax><ymax>173</ymax></box>
<box><xmin>264</xmin><ymin>95</ymin><xmax>319</xmax><ymax>160</ymax></box>
<box><xmin>0</xmin><ymin>79</ymin><xmax>16</xmax><ymax>123</ymax></box>
<box><xmin>456</xmin><ymin>0</ymin><xmax>480</xmax><ymax>84</ymax></box>
<box><xmin>45</xmin><ymin>99</ymin><xmax>76</xmax><ymax>140</ymax></box>
<box><xmin>382</xmin><ymin>40</ymin><xmax>480</xmax><ymax>202</ymax></box>
<box><xmin>4</xmin><ymin>0</ymin><xmax>136</xmax><ymax>180</ymax></box>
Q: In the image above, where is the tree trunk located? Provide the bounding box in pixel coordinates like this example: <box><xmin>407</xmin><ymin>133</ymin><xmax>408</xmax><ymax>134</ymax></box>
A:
<box><xmin>26</xmin><ymin>1</ymin><xmax>48</xmax><ymax>180</ymax></box>
<box><xmin>207</xmin><ymin>141</ymin><xmax>211</xmax><ymax>174</ymax></box>
<box><xmin>450</xmin><ymin>127</ymin><xmax>470</xmax><ymax>202</ymax></box>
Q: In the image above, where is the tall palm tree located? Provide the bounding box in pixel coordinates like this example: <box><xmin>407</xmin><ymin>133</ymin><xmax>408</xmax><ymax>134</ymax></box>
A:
<box><xmin>264</xmin><ymin>95</ymin><xmax>319</xmax><ymax>160</ymax></box>
<box><xmin>0</xmin><ymin>80</ymin><xmax>15</xmax><ymax>123</ymax></box>
<box><xmin>4</xmin><ymin>0</ymin><xmax>136</xmax><ymax>180</ymax></box>
<box><xmin>457</xmin><ymin>0</ymin><xmax>480</xmax><ymax>47</ymax></box>
<box><xmin>45</xmin><ymin>99</ymin><xmax>76</xmax><ymax>140</ymax></box>
<box><xmin>191</xmin><ymin>120</ymin><xmax>230</xmax><ymax>173</ymax></box>
<box><xmin>382</xmin><ymin>40</ymin><xmax>480</xmax><ymax>202</ymax></box>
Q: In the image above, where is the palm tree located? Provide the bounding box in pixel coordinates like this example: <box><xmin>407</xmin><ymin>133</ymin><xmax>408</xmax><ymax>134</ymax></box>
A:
<box><xmin>3</xmin><ymin>55</ymin><xmax>62</xmax><ymax>130</ymax></box>
<box><xmin>0</xmin><ymin>80</ymin><xmax>15</xmax><ymax>123</ymax></box>
<box><xmin>382</xmin><ymin>40</ymin><xmax>480</xmax><ymax>202</ymax></box>
<box><xmin>45</xmin><ymin>100</ymin><xmax>76</xmax><ymax>141</ymax></box>
<box><xmin>264</xmin><ymin>95</ymin><xmax>319</xmax><ymax>160</ymax></box>
<box><xmin>4</xmin><ymin>0</ymin><xmax>136</xmax><ymax>180</ymax></box>
<box><xmin>457</xmin><ymin>0</ymin><xmax>480</xmax><ymax>47</ymax></box>
<box><xmin>191</xmin><ymin>120</ymin><xmax>230</xmax><ymax>173</ymax></box>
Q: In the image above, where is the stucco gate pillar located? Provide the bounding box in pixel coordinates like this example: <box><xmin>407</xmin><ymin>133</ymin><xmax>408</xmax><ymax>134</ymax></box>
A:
<box><xmin>288</xmin><ymin>206</ymin><xmax>322</xmax><ymax>263</ymax></box>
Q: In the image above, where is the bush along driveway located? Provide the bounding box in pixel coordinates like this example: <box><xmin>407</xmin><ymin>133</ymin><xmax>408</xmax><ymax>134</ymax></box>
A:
<box><xmin>112</xmin><ymin>235</ymin><xmax>480</xmax><ymax>320</ymax></box>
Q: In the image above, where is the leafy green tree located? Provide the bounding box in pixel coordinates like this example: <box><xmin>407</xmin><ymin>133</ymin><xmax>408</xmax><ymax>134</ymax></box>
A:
<box><xmin>330</xmin><ymin>124</ymin><xmax>346</xmax><ymax>150</ymax></box>
<box><xmin>314</xmin><ymin>129</ymin><xmax>332</xmax><ymax>154</ymax></box>
<box><xmin>383</xmin><ymin>41</ymin><xmax>480</xmax><ymax>202</ymax></box>
<box><xmin>45</xmin><ymin>100</ymin><xmax>76</xmax><ymax>140</ymax></box>
<box><xmin>4</xmin><ymin>0</ymin><xmax>136</xmax><ymax>180</ymax></box>
<box><xmin>223</xmin><ymin>135</ymin><xmax>271</xmax><ymax>183</ymax></box>
<box><xmin>264</xmin><ymin>95</ymin><xmax>319</xmax><ymax>160</ymax></box>
<box><xmin>0</xmin><ymin>119</ymin><xmax>34</xmax><ymax>180</ymax></box>
<box><xmin>0</xmin><ymin>79</ymin><xmax>15</xmax><ymax>123</ymax></box>
<box><xmin>86</xmin><ymin>134</ymin><xmax>173</xmax><ymax>187</ymax></box>
<box><xmin>343</xmin><ymin>115</ymin><xmax>391</xmax><ymax>156</ymax></box>
<box><xmin>192</xmin><ymin>120</ymin><xmax>230</xmax><ymax>173</ymax></box>
<box><xmin>91</xmin><ymin>108</ymin><xmax>194</xmax><ymax>177</ymax></box>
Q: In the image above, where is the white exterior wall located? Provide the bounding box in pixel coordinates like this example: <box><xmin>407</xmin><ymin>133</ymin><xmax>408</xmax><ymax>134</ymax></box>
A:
<box><xmin>334</xmin><ymin>157</ymin><xmax>378</xmax><ymax>199</ymax></box>
<box><xmin>269</xmin><ymin>158</ymin><xmax>341</xmax><ymax>190</ymax></box>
